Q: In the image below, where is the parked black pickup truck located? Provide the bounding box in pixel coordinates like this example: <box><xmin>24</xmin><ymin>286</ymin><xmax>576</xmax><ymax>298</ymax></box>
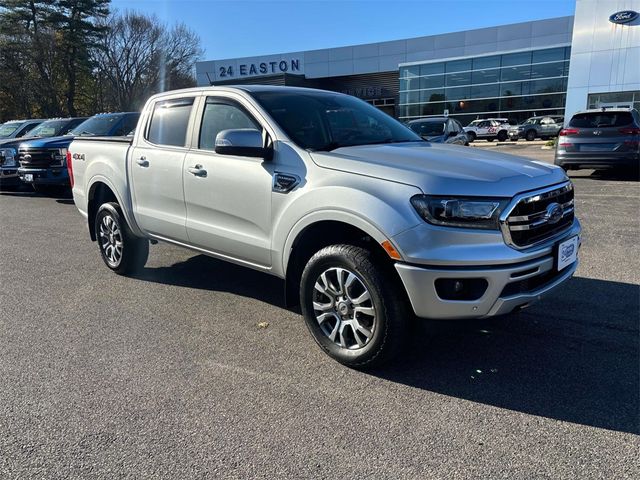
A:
<box><xmin>18</xmin><ymin>112</ymin><xmax>139</xmax><ymax>192</ymax></box>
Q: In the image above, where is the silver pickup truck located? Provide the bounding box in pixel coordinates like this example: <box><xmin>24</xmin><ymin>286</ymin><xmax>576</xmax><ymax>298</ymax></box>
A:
<box><xmin>68</xmin><ymin>85</ymin><xmax>581</xmax><ymax>368</ymax></box>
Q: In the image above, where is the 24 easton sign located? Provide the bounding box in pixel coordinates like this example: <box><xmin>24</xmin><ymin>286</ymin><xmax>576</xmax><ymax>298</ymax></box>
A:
<box><xmin>609</xmin><ymin>10</ymin><xmax>639</xmax><ymax>24</ymax></box>
<box><xmin>218</xmin><ymin>58</ymin><xmax>301</xmax><ymax>79</ymax></box>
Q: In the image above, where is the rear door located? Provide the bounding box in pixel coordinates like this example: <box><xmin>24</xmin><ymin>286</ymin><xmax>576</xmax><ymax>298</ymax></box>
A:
<box><xmin>130</xmin><ymin>96</ymin><xmax>196</xmax><ymax>241</ymax></box>
<box><xmin>182</xmin><ymin>95</ymin><xmax>274</xmax><ymax>267</ymax></box>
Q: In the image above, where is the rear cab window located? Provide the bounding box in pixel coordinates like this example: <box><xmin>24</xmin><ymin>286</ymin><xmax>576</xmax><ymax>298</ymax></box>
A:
<box><xmin>146</xmin><ymin>98</ymin><xmax>195</xmax><ymax>147</ymax></box>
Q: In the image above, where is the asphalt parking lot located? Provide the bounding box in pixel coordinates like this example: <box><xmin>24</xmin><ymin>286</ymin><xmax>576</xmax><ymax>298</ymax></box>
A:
<box><xmin>1</xmin><ymin>145</ymin><xmax>638</xmax><ymax>479</ymax></box>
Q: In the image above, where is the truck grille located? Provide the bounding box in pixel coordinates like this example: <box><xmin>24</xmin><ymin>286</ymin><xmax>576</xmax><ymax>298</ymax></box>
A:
<box><xmin>19</xmin><ymin>148</ymin><xmax>64</xmax><ymax>168</ymax></box>
<box><xmin>501</xmin><ymin>182</ymin><xmax>574</xmax><ymax>248</ymax></box>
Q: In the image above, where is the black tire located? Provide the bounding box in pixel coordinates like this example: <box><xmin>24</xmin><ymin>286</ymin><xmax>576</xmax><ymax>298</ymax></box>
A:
<box><xmin>467</xmin><ymin>132</ymin><xmax>476</xmax><ymax>143</ymax></box>
<box><xmin>94</xmin><ymin>202</ymin><xmax>148</xmax><ymax>275</ymax></box>
<box><xmin>486</xmin><ymin>137</ymin><xmax>494</xmax><ymax>142</ymax></box>
<box><xmin>497</xmin><ymin>130</ymin><xmax>508</xmax><ymax>142</ymax></box>
<box><xmin>525</xmin><ymin>130</ymin><xmax>536</xmax><ymax>141</ymax></box>
<box><xmin>300</xmin><ymin>244</ymin><xmax>408</xmax><ymax>369</ymax></box>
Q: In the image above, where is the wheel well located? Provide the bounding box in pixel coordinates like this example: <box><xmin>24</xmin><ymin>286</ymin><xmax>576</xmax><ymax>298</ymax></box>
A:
<box><xmin>87</xmin><ymin>182</ymin><xmax>117</xmax><ymax>241</ymax></box>
<box><xmin>284</xmin><ymin>220</ymin><xmax>397</xmax><ymax>307</ymax></box>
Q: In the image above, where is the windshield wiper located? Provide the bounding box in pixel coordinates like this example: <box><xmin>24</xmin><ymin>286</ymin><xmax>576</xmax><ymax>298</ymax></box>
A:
<box><xmin>76</xmin><ymin>131</ymin><xmax>96</xmax><ymax>137</ymax></box>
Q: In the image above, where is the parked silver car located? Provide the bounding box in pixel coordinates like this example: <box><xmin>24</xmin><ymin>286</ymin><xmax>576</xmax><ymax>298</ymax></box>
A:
<box><xmin>509</xmin><ymin>116</ymin><xmax>564</xmax><ymax>141</ymax></box>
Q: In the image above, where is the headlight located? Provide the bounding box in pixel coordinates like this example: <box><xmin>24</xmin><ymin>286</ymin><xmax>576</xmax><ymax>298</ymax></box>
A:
<box><xmin>0</xmin><ymin>148</ymin><xmax>17</xmax><ymax>167</ymax></box>
<box><xmin>410</xmin><ymin>195</ymin><xmax>510</xmax><ymax>230</ymax></box>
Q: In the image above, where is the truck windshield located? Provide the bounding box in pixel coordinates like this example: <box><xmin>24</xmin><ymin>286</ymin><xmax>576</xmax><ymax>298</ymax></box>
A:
<box><xmin>27</xmin><ymin>120</ymin><xmax>72</xmax><ymax>138</ymax></box>
<box><xmin>0</xmin><ymin>123</ymin><xmax>20</xmax><ymax>138</ymax></box>
<box><xmin>71</xmin><ymin>115</ymin><xmax>123</xmax><ymax>136</ymax></box>
<box><xmin>250</xmin><ymin>91</ymin><xmax>423</xmax><ymax>151</ymax></box>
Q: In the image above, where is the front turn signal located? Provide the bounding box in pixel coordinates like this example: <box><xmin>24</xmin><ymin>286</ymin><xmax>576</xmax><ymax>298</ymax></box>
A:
<box><xmin>381</xmin><ymin>240</ymin><xmax>402</xmax><ymax>260</ymax></box>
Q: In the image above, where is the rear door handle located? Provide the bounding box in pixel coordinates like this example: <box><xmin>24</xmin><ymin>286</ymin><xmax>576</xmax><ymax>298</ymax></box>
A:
<box><xmin>136</xmin><ymin>157</ymin><xmax>149</xmax><ymax>167</ymax></box>
<box><xmin>187</xmin><ymin>165</ymin><xmax>207</xmax><ymax>177</ymax></box>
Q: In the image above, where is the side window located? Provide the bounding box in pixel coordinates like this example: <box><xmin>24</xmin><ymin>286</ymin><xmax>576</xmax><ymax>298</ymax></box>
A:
<box><xmin>17</xmin><ymin>123</ymin><xmax>38</xmax><ymax>137</ymax></box>
<box><xmin>146</xmin><ymin>98</ymin><xmax>194</xmax><ymax>147</ymax></box>
<box><xmin>199</xmin><ymin>99</ymin><xmax>261</xmax><ymax>151</ymax></box>
<box><xmin>121</xmin><ymin>114</ymin><xmax>139</xmax><ymax>136</ymax></box>
<box><xmin>62</xmin><ymin>119</ymin><xmax>84</xmax><ymax>135</ymax></box>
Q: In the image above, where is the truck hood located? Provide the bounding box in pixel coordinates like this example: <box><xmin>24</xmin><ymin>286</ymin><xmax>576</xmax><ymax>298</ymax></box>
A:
<box><xmin>310</xmin><ymin>142</ymin><xmax>567</xmax><ymax>197</ymax></box>
<box><xmin>0</xmin><ymin>137</ymin><xmax>23</xmax><ymax>149</ymax></box>
<box><xmin>19</xmin><ymin>135</ymin><xmax>74</xmax><ymax>150</ymax></box>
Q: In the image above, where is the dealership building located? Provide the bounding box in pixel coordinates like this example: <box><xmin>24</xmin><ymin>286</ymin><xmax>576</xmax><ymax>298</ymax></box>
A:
<box><xmin>196</xmin><ymin>0</ymin><xmax>640</xmax><ymax>125</ymax></box>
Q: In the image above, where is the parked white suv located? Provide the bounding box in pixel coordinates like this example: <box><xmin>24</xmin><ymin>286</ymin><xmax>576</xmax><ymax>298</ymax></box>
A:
<box><xmin>464</xmin><ymin>118</ymin><xmax>511</xmax><ymax>142</ymax></box>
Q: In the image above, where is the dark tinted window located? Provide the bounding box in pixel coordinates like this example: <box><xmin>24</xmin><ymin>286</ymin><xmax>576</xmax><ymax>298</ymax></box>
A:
<box><xmin>199</xmin><ymin>100</ymin><xmax>260</xmax><ymax>150</ymax></box>
<box><xmin>569</xmin><ymin>112</ymin><xmax>634</xmax><ymax>128</ymax></box>
<box><xmin>409</xmin><ymin>120</ymin><xmax>445</xmax><ymax>136</ymax></box>
<box><xmin>146</xmin><ymin>99</ymin><xmax>194</xmax><ymax>146</ymax></box>
<box><xmin>251</xmin><ymin>91</ymin><xmax>421</xmax><ymax>150</ymax></box>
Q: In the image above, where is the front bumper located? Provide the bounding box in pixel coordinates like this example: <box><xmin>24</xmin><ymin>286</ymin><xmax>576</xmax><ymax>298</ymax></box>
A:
<box><xmin>18</xmin><ymin>166</ymin><xmax>69</xmax><ymax>186</ymax></box>
<box><xmin>393</xmin><ymin>221</ymin><xmax>581</xmax><ymax>320</ymax></box>
<box><xmin>0</xmin><ymin>166</ymin><xmax>20</xmax><ymax>185</ymax></box>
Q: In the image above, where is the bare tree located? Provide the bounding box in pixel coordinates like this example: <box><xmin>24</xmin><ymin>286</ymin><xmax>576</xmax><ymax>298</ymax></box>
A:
<box><xmin>94</xmin><ymin>11</ymin><xmax>203</xmax><ymax>112</ymax></box>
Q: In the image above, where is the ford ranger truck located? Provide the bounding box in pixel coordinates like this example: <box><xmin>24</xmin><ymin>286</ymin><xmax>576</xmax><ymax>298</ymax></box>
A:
<box><xmin>68</xmin><ymin>86</ymin><xmax>581</xmax><ymax>368</ymax></box>
<box><xmin>18</xmin><ymin>112</ymin><xmax>139</xmax><ymax>192</ymax></box>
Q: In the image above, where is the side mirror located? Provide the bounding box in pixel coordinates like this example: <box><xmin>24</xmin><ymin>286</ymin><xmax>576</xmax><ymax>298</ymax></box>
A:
<box><xmin>214</xmin><ymin>129</ymin><xmax>272</xmax><ymax>160</ymax></box>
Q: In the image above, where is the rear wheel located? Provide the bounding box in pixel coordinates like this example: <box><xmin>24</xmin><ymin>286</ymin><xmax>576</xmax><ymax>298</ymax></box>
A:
<box><xmin>300</xmin><ymin>244</ymin><xmax>408</xmax><ymax>369</ymax></box>
<box><xmin>95</xmin><ymin>202</ymin><xmax>148</xmax><ymax>275</ymax></box>
<box><xmin>525</xmin><ymin>130</ymin><xmax>536</xmax><ymax>141</ymax></box>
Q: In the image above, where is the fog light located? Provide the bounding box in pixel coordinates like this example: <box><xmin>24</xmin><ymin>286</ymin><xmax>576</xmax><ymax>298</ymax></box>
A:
<box><xmin>435</xmin><ymin>278</ymin><xmax>488</xmax><ymax>301</ymax></box>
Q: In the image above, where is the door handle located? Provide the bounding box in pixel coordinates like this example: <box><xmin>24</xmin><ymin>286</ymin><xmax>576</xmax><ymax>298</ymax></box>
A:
<box><xmin>136</xmin><ymin>157</ymin><xmax>149</xmax><ymax>167</ymax></box>
<box><xmin>187</xmin><ymin>165</ymin><xmax>207</xmax><ymax>177</ymax></box>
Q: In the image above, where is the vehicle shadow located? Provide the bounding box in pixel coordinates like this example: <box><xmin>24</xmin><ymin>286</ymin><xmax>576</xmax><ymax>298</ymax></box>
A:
<box><xmin>133</xmin><ymin>254</ymin><xmax>287</xmax><ymax>309</ymax></box>
<box><xmin>569</xmin><ymin>169</ymin><xmax>640</xmax><ymax>182</ymax></box>
<box><xmin>371</xmin><ymin>276</ymin><xmax>639</xmax><ymax>435</ymax></box>
<box><xmin>135</xmin><ymin>255</ymin><xmax>638</xmax><ymax>434</ymax></box>
<box><xmin>0</xmin><ymin>184</ymin><xmax>73</xmax><ymax>198</ymax></box>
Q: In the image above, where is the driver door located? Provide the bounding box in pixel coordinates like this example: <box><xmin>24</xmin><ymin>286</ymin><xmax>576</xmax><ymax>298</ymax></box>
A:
<box><xmin>183</xmin><ymin>96</ymin><xmax>274</xmax><ymax>267</ymax></box>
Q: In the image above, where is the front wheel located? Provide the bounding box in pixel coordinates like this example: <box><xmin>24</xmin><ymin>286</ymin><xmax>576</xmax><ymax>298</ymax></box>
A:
<box><xmin>467</xmin><ymin>132</ymin><xmax>476</xmax><ymax>143</ymax></box>
<box><xmin>95</xmin><ymin>202</ymin><xmax>148</xmax><ymax>275</ymax></box>
<box><xmin>300</xmin><ymin>244</ymin><xmax>408</xmax><ymax>369</ymax></box>
<box><xmin>525</xmin><ymin>130</ymin><xmax>536</xmax><ymax>141</ymax></box>
<box><xmin>497</xmin><ymin>131</ymin><xmax>508</xmax><ymax>142</ymax></box>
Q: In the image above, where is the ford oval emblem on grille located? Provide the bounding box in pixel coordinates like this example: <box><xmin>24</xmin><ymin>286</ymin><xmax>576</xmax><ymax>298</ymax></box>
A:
<box><xmin>23</xmin><ymin>154</ymin><xmax>32</xmax><ymax>160</ymax></box>
<box><xmin>544</xmin><ymin>202</ymin><xmax>563</xmax><ymax>225</ymax></box>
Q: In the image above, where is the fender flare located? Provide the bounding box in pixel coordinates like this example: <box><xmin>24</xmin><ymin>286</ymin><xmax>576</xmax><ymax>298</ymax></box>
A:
<box><xmin>87</xmin><ymin>175</ymin><xmax>144</xmax><ymax>238</ymax></box>
<box><xmin>280</xmin><ymin>208</ymin><xmax>396</xmax><ymax>276</ymax></box>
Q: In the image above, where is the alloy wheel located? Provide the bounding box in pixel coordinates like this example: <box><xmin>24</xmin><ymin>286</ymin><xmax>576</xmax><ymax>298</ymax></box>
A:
<box><xmin>98</xmin><ymin>214</ymin><xmax>123</xmax><ymax>267</ymax></box>
<box><xmin>312</xmin><ymin>267</ymin><xmax>376</xmax><ymax>350</ymax></box>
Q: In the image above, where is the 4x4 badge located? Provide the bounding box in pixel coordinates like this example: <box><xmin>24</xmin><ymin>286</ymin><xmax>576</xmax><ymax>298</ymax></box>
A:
<box><xmin>593</xmin><ymin>130</ymin><xmax>602</xmax><ymax>135</ymax></box>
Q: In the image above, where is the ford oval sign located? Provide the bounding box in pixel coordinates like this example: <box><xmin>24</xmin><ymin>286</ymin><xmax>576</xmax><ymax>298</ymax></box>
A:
<box><xmin>609</xmin><ymin>10</ymin><xmax>639</xmax><ymax>24</ymax></box>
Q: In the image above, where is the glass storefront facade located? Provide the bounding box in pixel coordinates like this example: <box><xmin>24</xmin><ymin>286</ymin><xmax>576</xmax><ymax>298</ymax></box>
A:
<box><xmin>587</xmin><ymin>90</ymin><xmax>640</xmax><ymax>112</ymax></box>
<box><xmin>399</xmin><ymin>47</ymin><xmax>571</xmax><ymax>125</ymax></box>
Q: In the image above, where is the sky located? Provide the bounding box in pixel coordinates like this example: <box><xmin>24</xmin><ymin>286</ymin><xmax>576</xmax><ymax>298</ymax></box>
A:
<box><xmin>109</xmin><ymin>0</ymin><xmax>577</xmax><ymax>60</ymax></box>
